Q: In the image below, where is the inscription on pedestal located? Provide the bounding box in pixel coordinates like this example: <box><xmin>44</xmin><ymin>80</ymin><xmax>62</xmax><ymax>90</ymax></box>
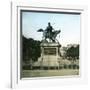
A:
<box><xmin>44</xmin><ymin>48</ymin><xmax>56</xmax><ymax>55</ymax></box>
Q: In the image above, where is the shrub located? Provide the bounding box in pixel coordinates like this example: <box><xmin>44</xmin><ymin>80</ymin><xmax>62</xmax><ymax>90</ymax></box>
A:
<box><xmin>68</xmin><ymin>65</ymin><xmax>72</xmax><ymax>69</ymax></box>
<box><xmin>23</xmin><ymin>65</ymin><xmax>30</xmax><ymax>70</ymax></box>
<box><xmin>64</xmin><ymin>64</ymin><xmax>67</xmax><ymax>69</ymax></box>
<box><xmin>76</xmin><ymin>65</ymin><xmax>79</xmax><ymax>69</ymax></box>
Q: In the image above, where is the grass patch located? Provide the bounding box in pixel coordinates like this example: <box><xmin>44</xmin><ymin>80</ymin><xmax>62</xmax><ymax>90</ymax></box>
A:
<box><xmin>22</xmin><ymin>69</ymin><xmax>79</xmax><ymax>78</ymax></box>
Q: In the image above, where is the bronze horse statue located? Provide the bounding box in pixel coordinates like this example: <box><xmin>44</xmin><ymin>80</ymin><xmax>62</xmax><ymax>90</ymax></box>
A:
<box><xmin>37</xmin><ymin>29</ymin><xmax>61</xmax><ymax>42</ymax></box>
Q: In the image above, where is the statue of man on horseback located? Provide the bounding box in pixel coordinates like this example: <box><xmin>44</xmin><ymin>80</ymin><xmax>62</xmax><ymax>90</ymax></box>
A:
<box><xmin>37</xmin><ymin>22</ymin><xmax>61</xmax><ymax>42</ymax></box>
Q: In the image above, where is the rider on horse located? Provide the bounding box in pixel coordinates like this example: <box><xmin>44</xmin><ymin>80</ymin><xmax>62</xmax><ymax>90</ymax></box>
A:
<box><xmin>37</xmin><ymin>22</ymin><xmax>61</xmax><ymax>42</ymax></box>
<box><xmin>45</xmin><ymin>22</ymin><xmax>54</xmax><ymax>39</ymax></box>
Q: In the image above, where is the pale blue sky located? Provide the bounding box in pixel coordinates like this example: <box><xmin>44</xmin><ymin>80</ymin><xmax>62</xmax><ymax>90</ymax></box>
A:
<box><xmin>22</xmin><ymin>11</ymin><xmax>80</xmax><ymax>46</ymax></box>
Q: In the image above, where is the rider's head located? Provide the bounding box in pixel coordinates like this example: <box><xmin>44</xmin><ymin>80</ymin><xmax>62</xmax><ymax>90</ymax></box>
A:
<box><xmin>48</xmin><ymin>22</ymin><xmax>51</xmax><ymax>26</ymax></box>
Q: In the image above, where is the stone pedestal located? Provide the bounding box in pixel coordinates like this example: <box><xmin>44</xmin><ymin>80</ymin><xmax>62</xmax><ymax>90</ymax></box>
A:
<box><xmin>40</xmin><ymin>42</ymin><xmax>61</xmax><ymax>68</ymax></box>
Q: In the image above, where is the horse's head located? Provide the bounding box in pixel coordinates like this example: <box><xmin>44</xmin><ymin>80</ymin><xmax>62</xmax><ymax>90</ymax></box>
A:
<box><xmin>54</xmin><ymin>30</ymin><xmax>61</xmax><ymax>34</ymax></box>
<box><xmin>52</xmin><ymin>30</ymin><xmax>61</xmax><ymax>40</ymax></box>
<box><xmin>37</xmin><ymin>29</ymin><xmax>44</xmax><ymax>32</ymax></box>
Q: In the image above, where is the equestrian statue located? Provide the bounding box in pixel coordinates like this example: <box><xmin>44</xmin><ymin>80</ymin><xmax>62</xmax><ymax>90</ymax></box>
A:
<box><xmin>37</xmin><ymin>22</ymin><xmax>61</xmax><ymax>42</ymax></box>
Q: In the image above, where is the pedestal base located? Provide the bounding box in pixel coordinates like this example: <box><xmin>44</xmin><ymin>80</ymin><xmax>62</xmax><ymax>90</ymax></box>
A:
<box><xmin>34</xmin><ymin>42</ymin><xmax>61</xmax><ymax>67</ymax></box>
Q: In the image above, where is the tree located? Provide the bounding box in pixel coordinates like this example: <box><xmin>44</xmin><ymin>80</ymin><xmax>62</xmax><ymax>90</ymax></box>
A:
<box><xmin>65</xmin><ymin>45</ymin><xmax>79</xmax><ymax>69</ymax></box>
<box><xmin>22</xmin><ymin>36</ymin><xmax>41</xmax><ymax>65</ymax></box>
<box><xmin>66</xmin><ymin>45</ymin><xmax>79</xmax><ymax>60</ymax></box>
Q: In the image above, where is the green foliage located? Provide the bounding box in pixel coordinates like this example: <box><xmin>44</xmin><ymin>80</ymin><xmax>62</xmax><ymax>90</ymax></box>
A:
<box><xmin>66</xmin><ymin>45</ymin><xmax>79</xmax><ymax>60</ymax></box>
<box><xmin>64</xmin><ymin>64</ymin><xmax>68</xmax><ymax>69</ymax></box>
<box><xmin>22</xmin><ymin>36</ymin><xmax>41</xmax><ymax>63</ymax></box>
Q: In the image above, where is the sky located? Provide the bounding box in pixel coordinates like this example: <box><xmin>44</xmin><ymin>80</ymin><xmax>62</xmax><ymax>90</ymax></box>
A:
<box><xmin>22</xmin><ymin>11</ymin><xmax>80</xmax><ymax>46</ymax></box>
